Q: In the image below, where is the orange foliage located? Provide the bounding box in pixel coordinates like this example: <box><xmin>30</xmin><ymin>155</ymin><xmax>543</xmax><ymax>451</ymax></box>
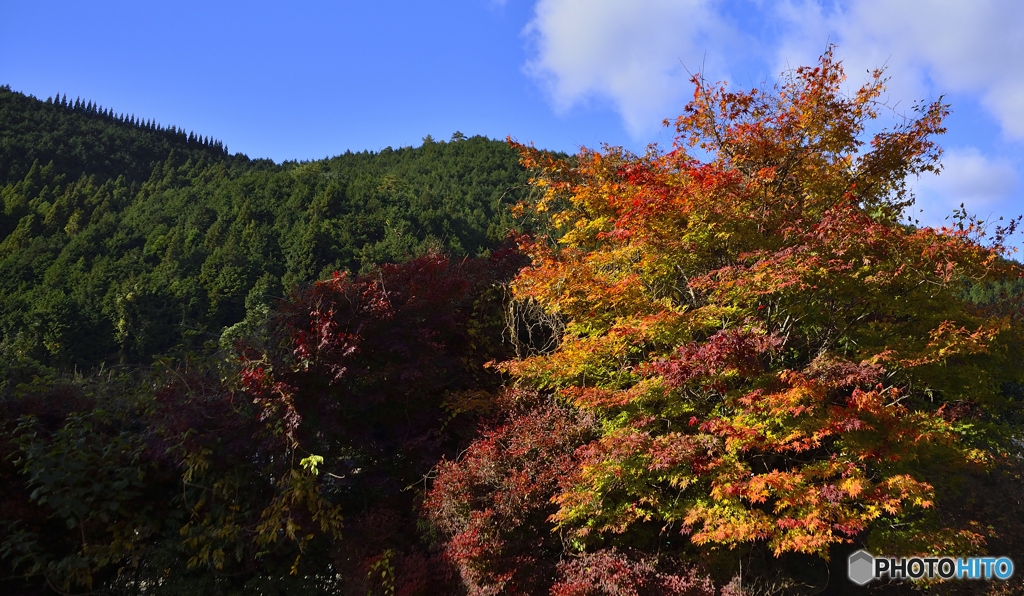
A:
<box><xmin>504</xmin><ymin>48</ymin><xmax>1024</xmax><ymax>559</ymax></box>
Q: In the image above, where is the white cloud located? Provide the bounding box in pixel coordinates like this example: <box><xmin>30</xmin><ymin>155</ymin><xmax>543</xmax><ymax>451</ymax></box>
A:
<box><xmin>772</xmin><ymin>0</ymin><xmax>1024</xmax><ymax>140</ymax></box>
<box><xmin>913</xmin><ymin>146</ymin><xmax>1018</xmax><ymax>222</ymax></box>
<box><xmin>522</xmin><ymin>0</ymin><xmax>1024</xmax><ymax>142</ymax></box>
<box><xmin>522</xmin><ymin>0</ymin><xmax>742</xmax><ymax>136</ymax></box>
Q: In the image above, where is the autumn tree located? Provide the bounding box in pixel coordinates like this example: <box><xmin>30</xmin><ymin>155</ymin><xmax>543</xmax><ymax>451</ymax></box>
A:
<box><xmin>132</xmin><ymin>250</ymin><xmax>522</xmax><ymax>594</ymax></box>
<box><xmin>427</xmin><ymin>49</ymin><xmax>1024</xmax><ymax>592</ymax></box>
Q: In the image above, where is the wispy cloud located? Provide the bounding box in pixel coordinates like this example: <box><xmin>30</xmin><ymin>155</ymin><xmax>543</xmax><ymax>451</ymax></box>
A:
<box><xmin>913</xmin><ymin>146</ymin><xmax>1018</xmax><ymax>217</ymax></box>
<box><xmin>523</xmin><ymin>0</ymin><xmax>1024</xmax><ymax>141</ymax></box>
<box><xmin>522</xmin><ymin>0</ymin><xmax>742</xmax><ymax>136</ymax></box>
<box><xmin>773</xmin><ymin>0</ymin><xmax>1024</xmax><ymax>139</ymax></box>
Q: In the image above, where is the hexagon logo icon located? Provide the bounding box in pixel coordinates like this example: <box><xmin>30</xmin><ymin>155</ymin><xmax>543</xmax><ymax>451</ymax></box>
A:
<box><xmin>848</xmin><ymin>550</ymin><xmax>875</xmax><ymax>585</ymax></box>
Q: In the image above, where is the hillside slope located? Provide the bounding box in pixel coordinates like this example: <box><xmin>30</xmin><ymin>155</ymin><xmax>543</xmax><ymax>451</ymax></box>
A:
<box><xmin>0</xmin><ymin>86</ymin><xmax>533</xmax><ymax>367</ymax></box>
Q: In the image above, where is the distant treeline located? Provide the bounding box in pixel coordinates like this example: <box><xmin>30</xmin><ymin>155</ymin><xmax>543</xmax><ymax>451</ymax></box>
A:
<box><xmin>45</xmin><ymin>92</ymin><xmax>229</xmax><ymax>154</ymax></box>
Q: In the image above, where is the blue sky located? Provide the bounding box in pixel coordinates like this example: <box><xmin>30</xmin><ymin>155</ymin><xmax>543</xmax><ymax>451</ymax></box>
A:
<box><xmin>2</xmin><ymin>0</ymin><xmax>1022</xmax><ymax>254</ymax></box>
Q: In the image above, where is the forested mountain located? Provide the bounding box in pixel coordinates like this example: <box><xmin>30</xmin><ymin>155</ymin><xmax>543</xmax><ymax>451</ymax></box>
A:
<box><xmin>0</xmin><ymin>86</ymin><xmax>534</xmax><ymax>367</ymax></box>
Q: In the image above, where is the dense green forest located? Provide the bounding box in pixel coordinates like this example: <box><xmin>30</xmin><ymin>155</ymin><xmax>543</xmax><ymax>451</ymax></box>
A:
<box><xmin>2</xmin><ymin>55</ymin><xmax>1024</xmax><ymax>596</ymax></box>
<box><xmin>0</xmin><ymin>85</ymin><xmax>534</xmax><ymax>367</ymax></box>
